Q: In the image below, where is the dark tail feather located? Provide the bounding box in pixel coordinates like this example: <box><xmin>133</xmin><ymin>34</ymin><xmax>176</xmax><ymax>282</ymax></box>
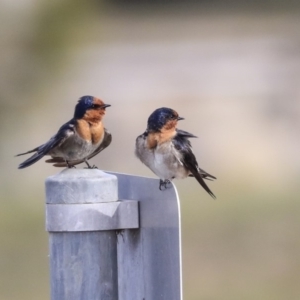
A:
<box><xmin>193</xmin><ymin>171</ymin><xmax>216</xmax><ymax>199</ymax></box>
<box><xmin>189</xmin><ymin>174</ymin><xmax>214</xmax><ymax>181</ymax></box>
<box><xmin>199</xmin><ymin>168</ymin><xmax>217</xmax><ymax>180</ymax></box>
<box><xmin>18</xmin><ymin>152</ymin><xmax>45</xmax><ymax>169</ymax></box>
<box><xmin>15</xmin><ymin>147</ymin><xmax>39</xmax><ymax>157</ymax></box>
<box><xmin>189</xmin><ymin>169</ymin><xmax>217</xmax><ymax>182</ymax></box>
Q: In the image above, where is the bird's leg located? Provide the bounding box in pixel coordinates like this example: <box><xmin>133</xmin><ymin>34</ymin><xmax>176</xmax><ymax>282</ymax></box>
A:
<box><xmin>84</xmin><ymin>159</ymin><xmax>98</xmax><ymax>169</ymax></box>
<box><xmin>66</xmin><ymin>160</ymin><xmax>76</xmax><ymax>168</ymax></box>
<box><xmin>159</xmin><ymin>179</ymin><xmax>171</xmax><ymax>190</ymax></box>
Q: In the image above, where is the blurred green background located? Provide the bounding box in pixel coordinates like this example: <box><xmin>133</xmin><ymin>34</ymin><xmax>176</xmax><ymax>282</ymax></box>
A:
<box><xmin>1</xmin><ymin>1</ymin><xmax>300</xmax><ymax>299</ymax></box>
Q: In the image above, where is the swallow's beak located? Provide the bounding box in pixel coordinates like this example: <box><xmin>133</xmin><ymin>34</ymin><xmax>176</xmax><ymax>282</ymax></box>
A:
<box><xmin>102</xmin><ymin>104</ymin><xmax>111</xmax><ymax>109</ymax></box>
<box><xmin>177</xmin><ymin>116</ymin><xmax>184</xmax><ymax>121</ymax></box>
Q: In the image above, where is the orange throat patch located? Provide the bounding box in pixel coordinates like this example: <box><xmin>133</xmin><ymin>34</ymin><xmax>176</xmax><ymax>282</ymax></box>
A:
<box><xmin>76</xmin><ymin>119</ymin><xmax>104</xmax><ymax>144</ymax></box>
<box><xmin>147</xmin><ymin>129</ymin><xmax>176</xmax><ymax>149</ymax></box>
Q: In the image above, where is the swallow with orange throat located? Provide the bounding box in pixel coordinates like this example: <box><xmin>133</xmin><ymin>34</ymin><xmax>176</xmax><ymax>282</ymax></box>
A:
<box><xmin>16</xmin><ymin>95</ymin><xmax>112</xmax><ymax>169</ymax></box>
<box><xmin>135</xmin><ymin>107</ymin><xmax>216</xmax><ymax>198</ymax></box>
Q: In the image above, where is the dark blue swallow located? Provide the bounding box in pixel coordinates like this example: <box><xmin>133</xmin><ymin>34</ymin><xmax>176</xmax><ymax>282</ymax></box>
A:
<box><xmin>135</xmin><ymin>107</ymin><xmax>216</xmax><ymax>198</ymax></box>
<box><xmin>16</xmin><ymin>95</ymin><xmax>111</xmax><ymax>169</ymax></box>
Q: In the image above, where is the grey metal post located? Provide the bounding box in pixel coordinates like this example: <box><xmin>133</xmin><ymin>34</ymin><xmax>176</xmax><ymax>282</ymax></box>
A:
<box><xmin>45</xmin><ymin>169</ymin><xmax>139</xmax><ymax>300</ymax></box>
<box><xmin>110</xmin><ymin>172</ymin><xmax>182</xmax><ymax>300</ymax></box>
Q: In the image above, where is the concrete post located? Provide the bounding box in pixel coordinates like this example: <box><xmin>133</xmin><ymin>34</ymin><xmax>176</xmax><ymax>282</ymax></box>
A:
<box><xmin>45</xmin><ymin>169</ymin><xmax>138</xmax><ymax>300</ymax></box>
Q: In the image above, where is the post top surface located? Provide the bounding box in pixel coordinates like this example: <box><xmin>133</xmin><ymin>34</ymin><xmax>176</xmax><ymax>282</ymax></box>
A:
<box><xmin>45</xmin><ymin>169</ymin><xmax>118</xmax><ymax>204</ymax></box>
<box><xmin>47</xmin><ymin>168</ymin><xmax>116</xmax><ymax>180</ymax></box>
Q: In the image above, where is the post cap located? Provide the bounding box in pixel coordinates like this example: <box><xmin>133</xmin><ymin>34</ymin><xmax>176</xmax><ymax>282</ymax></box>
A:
<box><xmin>45</xmin><ymin>169</ymin><xmax>118</xmax><ymax>204</ymax></box>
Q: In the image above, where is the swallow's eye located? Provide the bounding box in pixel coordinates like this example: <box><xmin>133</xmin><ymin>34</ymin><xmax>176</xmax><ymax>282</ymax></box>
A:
<box><xmin>91</xmin><ymin>104</ymin><xmax>100</xmax><ymax>109</ymax></box>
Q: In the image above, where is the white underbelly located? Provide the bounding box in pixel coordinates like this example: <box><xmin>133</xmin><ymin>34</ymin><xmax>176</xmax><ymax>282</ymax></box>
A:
<box><xmin>136</xmin><ymin>137</ymin><xmax>189</xmax><ymax>180</ymax></box>
<box><xmin>151</xmin><ymin>151</ymin><xmax>188</xmax><ymax>180</ymax></box>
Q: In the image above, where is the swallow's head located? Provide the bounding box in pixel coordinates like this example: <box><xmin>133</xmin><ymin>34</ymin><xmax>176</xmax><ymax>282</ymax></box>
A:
<box><xmin>74</xmin><ymin>95</ymin><xmax>111</xmax><ymax>120</ymax></box>
<box><xmin>147</xmin><ymin>107</ymin><xmax>184</xmax><ymax>132</ymax></box>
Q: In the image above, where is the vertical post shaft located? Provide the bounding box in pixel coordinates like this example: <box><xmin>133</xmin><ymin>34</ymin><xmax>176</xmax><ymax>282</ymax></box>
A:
<box><xmin>45</xmin><ymin>169</ymin><xmax>119</xmax><ymax>300</ymax></box>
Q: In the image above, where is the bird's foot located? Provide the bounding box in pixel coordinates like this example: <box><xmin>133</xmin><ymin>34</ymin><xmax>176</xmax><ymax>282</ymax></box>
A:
<box><xmin>84</xmin><ymin>165</ymin><xmax>98</xmax><ymax>169</ymax></box>
<box><xmin>159</xmin><ymin>179</ymin><xmax>172</xmax><ymax>190</ymax></box>
<box><xmin>84</xmin><ymin>160</ymin><xmax>98</xmax><ymax>169</ymax></box>
<box><xmin>66</xmin><ymin>161</ymin><xmax>76</xmax><ymax>168</ymax></box>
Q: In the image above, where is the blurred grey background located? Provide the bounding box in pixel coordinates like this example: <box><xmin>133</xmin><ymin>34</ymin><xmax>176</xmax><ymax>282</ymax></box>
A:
<box><xmin>1</xmin><ymin>1</ymin><xmax>300</xmax><ymax>299</ymax></box>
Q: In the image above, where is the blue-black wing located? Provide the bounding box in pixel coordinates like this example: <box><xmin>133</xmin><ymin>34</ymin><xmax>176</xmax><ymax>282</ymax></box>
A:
<box><xmin>173</xmin><ymin>130</ymin><xmax>216</xmax><ymax>199</ymax></box>
<box><xmin>16</xmin><ymin>120</ymin><xmax>75</xmax><ymax>169</ymax></box>
<box><xmin>46</xmin><ymin>128</ymin><xmax>112</xmax><ymax>167</ymax></box>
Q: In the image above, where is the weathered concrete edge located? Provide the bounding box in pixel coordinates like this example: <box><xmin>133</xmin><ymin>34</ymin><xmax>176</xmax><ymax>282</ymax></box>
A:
<box><xmin>46</xmin><ymin>200</ymin><xmax>139</xmax><ymax>232</ymax></box>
